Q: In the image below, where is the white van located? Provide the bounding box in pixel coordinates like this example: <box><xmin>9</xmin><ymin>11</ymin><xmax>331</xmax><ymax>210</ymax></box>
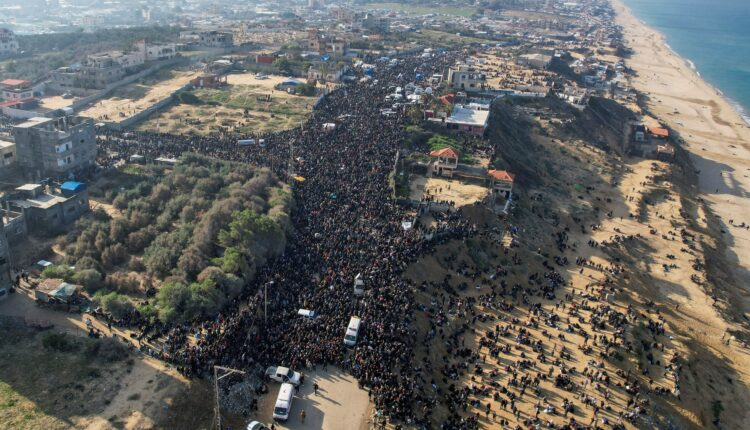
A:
<box><xmin>344</xmin><ymin>316</ymin><xmax>362</xmax><ymax>346</ymax></box>
<box><xmin>298</xmin><ymin>309</ymin><xmax>316</xmax><ymax>319</ymax></box>
<box><xmin>273</xmin><ymin>383</ymin><xmax>294</xmax><ymax>422</ymax></box>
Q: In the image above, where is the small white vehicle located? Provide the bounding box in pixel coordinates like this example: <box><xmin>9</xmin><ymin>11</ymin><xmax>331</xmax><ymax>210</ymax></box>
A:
<box><xmin>298</xmin><ymin>309</ymin><xmax>316</xmax><ymax>319</ymax></box>
<box><xmin>273</xmin><ymin>383</ymin><xmax>295</xmax><ymax>421</ymax></box>
<box><xmin>353</xmin><ymin>273</ymin><xmax>365</xmax><ymax>296</ymax></box>
<box><xmin>247</xmin><ymin>421</ymin><xmax>269</xmax><ymax>430</ymax></box>
<box><xmin>344</xmin><ymin>316</ymin><xmax>362</xmax><ymax>347</ymax></box>
<box><xmin>265</xmin><ymin>366</ymin><xmax>302</xmax><ymax>386</ymax></box>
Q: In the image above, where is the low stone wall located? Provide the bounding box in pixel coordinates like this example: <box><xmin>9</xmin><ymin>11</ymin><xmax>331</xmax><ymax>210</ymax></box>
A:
<box><xmin>107</xmin><ymin>83</ymin><xmax>193</xmax><ymax>130</ymax></box>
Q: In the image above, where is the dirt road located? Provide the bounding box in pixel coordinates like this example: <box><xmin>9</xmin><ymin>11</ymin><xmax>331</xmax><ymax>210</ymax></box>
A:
<box><xmin>255</xmin><ymin>367</ymin><xmax>371</xmax><ymax>430</ymax></box>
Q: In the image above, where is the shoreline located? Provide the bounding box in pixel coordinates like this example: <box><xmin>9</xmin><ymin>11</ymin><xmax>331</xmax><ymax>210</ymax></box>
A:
<box><xmin>612</xmin><ymin>0</ymin><xmax>750</xmax><ymax>288</ymax></box>
<box><xmin>617</xmin><ymin>0</ymin><xmax>750</xmax><ymax>127</ymax></box>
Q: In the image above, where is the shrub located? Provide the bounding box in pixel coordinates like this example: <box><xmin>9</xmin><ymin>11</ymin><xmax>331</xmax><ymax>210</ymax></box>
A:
<box><xmin>41</xmin><ymin>332</ymin><xmax>78</xmax><ymax>352</ymax></box>
<box><xmin>96</xmin><ymin>291</ymin><xmax>135</xmax><ymax>319</ymax></box>
<box><xmin>84</xmin><ymin>337</ymin><xmax>129</xmax><ymax>362</ymax></box>
<box><xmin>73</xmin><ymin>268</ymin><xmax>104</xmax><ymax>293</ymax></box>
<box><xmin>105</xmin><ymin>272</ymin><xmax>141</xmax><ymax>295</ymax></box>
<box><xmin>41</xmin><ymin>265</ymin><xmax>75</xmax><ymax>282</ymax></box>
<box><xmin>137</xmin><ymin>303</ymin><xmax>158</xmax><ymax>323</ymax></box>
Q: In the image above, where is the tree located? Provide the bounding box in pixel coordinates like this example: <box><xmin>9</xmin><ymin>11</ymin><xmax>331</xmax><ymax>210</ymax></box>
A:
<box><xmin>273</xmin><ymin>58</ymin><xmax>292</xmax><ymax>73</ymax></box>
<box><xmin>96</xmin><ymin>292</ymin><xmax>135</xmax><ymax>320</ymax></box>
<box><xmin>73</xmin><ymin>268</ymin><xmax>104</xmax><ymax>293</ymax></box>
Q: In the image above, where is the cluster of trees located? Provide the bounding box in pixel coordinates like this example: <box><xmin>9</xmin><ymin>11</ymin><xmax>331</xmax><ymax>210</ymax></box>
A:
<box><xmin>52</xmin><ymin>154</ymin><xmax>293</xmax><ymax>323</ymax></box>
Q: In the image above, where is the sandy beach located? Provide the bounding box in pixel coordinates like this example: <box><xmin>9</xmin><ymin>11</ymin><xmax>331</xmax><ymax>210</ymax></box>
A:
<box><xmin>611</xmin><ymin>1</ymin><xmax>750</xmax><ymax>427</ymax></box>
<box><xmin>612</xmin><ymin>0</ymin><xmax>750</xmax><ymax>297</ymax></box>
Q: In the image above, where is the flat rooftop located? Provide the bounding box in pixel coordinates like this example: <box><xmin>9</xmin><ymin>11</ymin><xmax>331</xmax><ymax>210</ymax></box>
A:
<box><xmin>446</xmin><ymin>106</ymin><xmax>490</xmax><ymax>127</ymax></box>
<box><xmin>12</xmin><ymin>193</ymin><xmax>68</xmax><ymax>210</ymax></box>
<box><xmin>0</xmin><ymin>139</ymin><xmax>14</xmax><ymax>149</ymax></box>
<box><xmin>15</xmin><ymin>117</ymin><xmax>52</xmax><ymax>129</ymax></box>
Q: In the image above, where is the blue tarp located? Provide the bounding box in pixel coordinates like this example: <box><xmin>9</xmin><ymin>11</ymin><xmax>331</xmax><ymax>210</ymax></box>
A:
<box><xmin>60</xmin><ymin>181</ymin><xmax>86</xmax><ymax>196</ymax></box>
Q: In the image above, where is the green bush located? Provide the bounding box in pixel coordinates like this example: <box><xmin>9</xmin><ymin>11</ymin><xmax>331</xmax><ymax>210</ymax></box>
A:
<box><xmin>41</xmin><ymin>265</ymin><xmax>75</xmax><ymax>282</ymax></box>
<box><xmin>95</xmin><ymin>291</ymin><xmax>135</xmax><ymax>320</ymax></box>
<box><xmin>73</xmin><ymin>268</ymin><xmax>104</xmax><ymax>293</ymax></box>
<box><xmin>137</xmin><ymin>303</ymin><xmax>159</xmax><ymax>323</ymax></box>
<box><xmin>41</xmin><ymin>332</ymin><xmax>78</xmax><ymax>353</ymax></box>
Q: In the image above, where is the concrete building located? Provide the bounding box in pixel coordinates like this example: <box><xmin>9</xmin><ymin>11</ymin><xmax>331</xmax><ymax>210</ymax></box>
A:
<box><xmin>446</xmin><ymin>65</ymin><xmax>487</xmax><ymax>91</ymax></box>
<box><xmin>51</xmin><ymin>61</ymin><xmax>126</xmax><ymax>90</ymax></box>
<box><xmin>0</xmin><ymin>29</ymin><xmax>19</xmax><ymax>57</ymax></box>
<box><xmin>429</xmin><ymin>147</ymin><xmax>459</xmax><ymax>178</ymax></box>
<box><xmin>0</xmin><ymin>200</ymin><xmax>26</xmax><ymax>245</ymax></box>
<box><xmin>307</xmin><ymin>64</ymin><xmax>347</xmax><ymax>83</ymax></box>
<box><xmin>487</xmin><ymin>170</ymin><xmax>515</xmax><ymax>200</ymax></box>
<box><xmin>518</xmin><ymin>53</ymin><xmax>552</xmax><ymax>69</ymax></box>
<box><xmin>193</xmin><ymin>31</ymin><xmax>234</xmax><ymax>48</ymax></box>
<box><xmin>12</xmin><ymin>116</ymin><xmax>96</xmax><ymax>181</ymax></box>
<box><xmin>135</xmin><ymin>40</ymin><xmax>177</xmax><ymax>61</ymax></box>
<box><xmin>9</xmin><ymin>182</ymin><xmax>89</xmax><ymax>234</ymax></box>
<box><xmin>0</xmin><ymin>138</ymin><xmax>16</xmax><ymax>171</ymax></box>
<box><xmin>0</xmin><ymin>79</ymin><xmax>34</xmax><ymax>103</ymax></box>
<box><xmin>444</xmin><ymin>105</ymin><xmax>490</xmax><ymax>136</ymax></box>
<box><xmin>306</xmin><ymin>29</ymin><xmax>347</xmax><ymax>57</ymax></box>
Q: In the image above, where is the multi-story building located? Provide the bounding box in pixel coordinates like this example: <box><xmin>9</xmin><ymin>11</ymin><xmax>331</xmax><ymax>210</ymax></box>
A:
<box><xmin>12</xmin><ymin>116</ymin><xmax>96</xmax><ymax>181</ymax></box>
<box><xmin>134</xmin><ymin>40</ymin><xmax>177</xmax><ymax>61</ymax></box>
<box><xmin>446</xmin><ymin>65</ymin><xmax>487</xmax><ymax>91</ymax></box>
<box><xmin>0</xmin><ymin>79</ymin><xmax>34</xmax><ymax>103</ymax></box>
<box><xmin>0</xmin><ymin>139</ymin><xmax>16</xmax><ymax>171</ymax></box>
<box><xmin>51</xmin><ymin>59</ymin><xmax>126</xmax><ymax>90</ymax></box>
<box><xmin>8</xmin><ymin>182</ymin><xmax>89</xmax><ymax>234</ymax></box>
<box><xmin>306</xmin><ymin>29</ymin><xmax>347</xmax><ymax>57</ymax></box>
<box><xmin>196</xmin><ymin>30</ymin><xmax>234</xmax><ymax>48</ymax></box>
<box><xmin>0</xmin><ymin>29</ymin><xmax>18</xmax><ymax>58</ymax></box>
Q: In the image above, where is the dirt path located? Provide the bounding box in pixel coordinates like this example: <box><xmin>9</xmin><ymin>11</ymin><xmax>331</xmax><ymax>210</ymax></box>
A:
<box><xmin>255</xmin><ymin>367</ymin><xmax>371</xmax><ymax>429</ymax></box>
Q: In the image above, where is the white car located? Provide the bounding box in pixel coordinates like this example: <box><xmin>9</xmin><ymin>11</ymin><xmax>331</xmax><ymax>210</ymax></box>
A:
<box><xmin>247</xmin><ymin>421</ymin><xmax>268</xmax><ymax>430</ymax></box>
<box><xmin>265</xmin><ymin>366</ymin><xmax>302</xmax><ymax>386</ymax></box>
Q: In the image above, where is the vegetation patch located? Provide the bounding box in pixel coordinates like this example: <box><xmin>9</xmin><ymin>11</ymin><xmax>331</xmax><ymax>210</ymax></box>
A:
<box><xmin>56</xmin><ymin>154</ymin><xmax>293</xmax><ymax>323</ymax></box>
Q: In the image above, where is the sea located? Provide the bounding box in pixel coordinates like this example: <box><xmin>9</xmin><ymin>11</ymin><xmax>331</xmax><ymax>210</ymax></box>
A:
<box><xmin>621</xmin><ymin>0</ymin><xmax>750</xmax><ymax>124</ymax></box>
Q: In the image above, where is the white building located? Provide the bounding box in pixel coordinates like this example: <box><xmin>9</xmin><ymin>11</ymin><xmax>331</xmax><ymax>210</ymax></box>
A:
<box><xmin>446</xmin><ymin>65</ymin><xmax>487</xmax><ymax>91</ymax></box>
<box><xmin>134</xmin><ymin>40</ymin><xmax>177</xmax><ymax>61</ymax></box>
<box><xmin>444</xmin><ymin>105</ymin><xmax>490</xmax><ymax>136</ymax></box>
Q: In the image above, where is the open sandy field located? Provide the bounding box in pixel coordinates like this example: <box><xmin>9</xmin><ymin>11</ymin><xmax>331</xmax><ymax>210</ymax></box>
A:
<box><xmin>255</xmin><ymin>367</ymin><xmax>371</xmax><ymax>430</ymax></box>
<box><xmin>38</xmin><ymin>95</ymin><xmax>80</xmax><ymax>110</ymax></box>
<box><xmin>0</xmin><ymin>287</ymin><xmax>211</xmax><ymax>430</ymax></box>
<box><xmin>138</xmin><ymin>73</ymin><xmax>316</xmax><ymax>135</ymax></box>
<box><xmin>612</xmin><ymin>0</ymin><xmax>750</xmax><ymax>288</ymax></box>
<box><xmin>78</xmin><ymin>70</ymin><xmax>201</xmax><ymax>123</ymax></box>
<box><xmin>409</xmin><ymin>175</ymin><xmax>489</xmax><ymax>207</ymax></box>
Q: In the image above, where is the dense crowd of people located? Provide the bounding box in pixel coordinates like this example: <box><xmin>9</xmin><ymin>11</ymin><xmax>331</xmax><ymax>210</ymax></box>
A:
<box><xmin>97</xmin><ymin>52</ymin><xmax>481</xmax><ymax>425</ymax></box>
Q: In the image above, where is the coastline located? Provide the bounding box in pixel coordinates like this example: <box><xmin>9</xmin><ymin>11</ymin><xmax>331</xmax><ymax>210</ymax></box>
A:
<box><xmin>612</xmin><ymin>0</ymin><xmax>750</xmax><ymax>285</ymax></box>
<box><xmin>612</xmin><ymin>2</ymin><xmax>750</xmax><ymax>427</ymax></box>
<box><xmin>617</xmin><ymin>1</ymin><xmax>750</xmax><ymax>127</ymax></box>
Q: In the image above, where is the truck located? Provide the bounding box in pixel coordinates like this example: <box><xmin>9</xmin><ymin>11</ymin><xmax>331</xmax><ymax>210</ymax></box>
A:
<box><xmin>265</xmin><ymin>366</ymin><xmax>302</xmax><ymax>386</ymax></box>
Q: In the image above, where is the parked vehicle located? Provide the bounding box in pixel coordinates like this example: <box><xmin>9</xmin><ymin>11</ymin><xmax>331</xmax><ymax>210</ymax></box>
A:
<box><xmin>273</xmin><ymin>383</ymin><xmax>295</xmax><ymax>421</ymax></box>
<box><xmin>265</xmin><ymin>366</ymin><xmax>302</xmax><ymax>386</ymax></box>
<box><xmin>344</xmin><ymin>316</ymin><xmax>362</xmax><ymax>346</ymax></box>
<box><xmin>297</xmin><ymin>309</ymin><xmax>316</xmax><ymax>319</ymax></box>
<box><xmin>247</xmin><ymin>421</ymin><xmax>269</xmax><ymax>430</ymax></box>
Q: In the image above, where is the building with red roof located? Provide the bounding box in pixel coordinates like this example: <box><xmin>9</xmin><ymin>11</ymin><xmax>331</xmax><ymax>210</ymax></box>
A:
<box><xmin>648</xmin><ymin>126</ymin><xmax>669</xmax><ymax>139</ymax></box>
<box><xmin>488</xmin><ymin>169</ymin><xmax>515</xmax><ymax>200</ymax></box>
<box><xmin>429</xmin><ymin>147</ymin><xmax>459</xmax><ymax>177</ymax></box>
<box><xmin>0</xmin><ymin>79</ymin><xmax>35</xmax><ymax>104</ymax></box>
